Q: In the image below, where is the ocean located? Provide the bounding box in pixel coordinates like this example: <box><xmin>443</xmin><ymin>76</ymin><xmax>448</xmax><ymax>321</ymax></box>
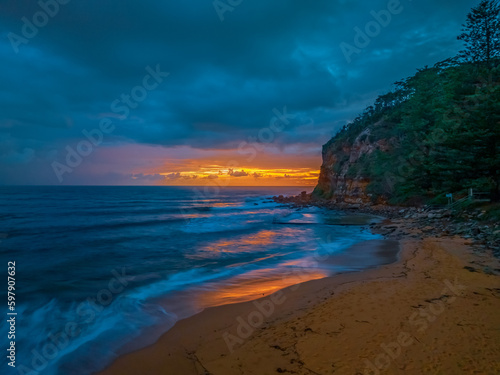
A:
<box><xmin>0</xmin><ymin>186</ymin><xmax>391</xmax><ymax>375</ymax></box>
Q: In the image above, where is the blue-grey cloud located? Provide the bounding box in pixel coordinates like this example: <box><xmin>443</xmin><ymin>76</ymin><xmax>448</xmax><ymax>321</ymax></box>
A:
<box><xmin>0</xmin><ymin>0</ymin><xmax>475</xmax><ymax>184</ymax></box>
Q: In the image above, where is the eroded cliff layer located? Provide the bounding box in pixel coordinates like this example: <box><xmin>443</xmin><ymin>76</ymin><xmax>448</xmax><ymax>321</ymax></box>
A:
<box><xmin>313</xmin><ymin>120</ymin><xmax>394</xmax><ymax>204</ymax></box>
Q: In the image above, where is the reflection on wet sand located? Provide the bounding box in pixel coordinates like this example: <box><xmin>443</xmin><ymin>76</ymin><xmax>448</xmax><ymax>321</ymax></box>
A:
<box><xmin>323</xmin><ymin>239</ymin><xmax>400</xmax><ymax>270</ymax></box>
<box><xmin>196</xmin><ymin>268</ymin><xmax>330</xmax><ymax>307</ymax></box>
<box><xmin>191</xmin><ymin>228</ymin><xmax>308</xmax><ymax>258</ymax></box>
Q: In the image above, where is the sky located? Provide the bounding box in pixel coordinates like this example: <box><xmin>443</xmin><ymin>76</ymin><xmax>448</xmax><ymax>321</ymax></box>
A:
<box><xmin>0</xmin><ymin>0</ymin><xmax>475</xmax><ymax>186</ymax></box>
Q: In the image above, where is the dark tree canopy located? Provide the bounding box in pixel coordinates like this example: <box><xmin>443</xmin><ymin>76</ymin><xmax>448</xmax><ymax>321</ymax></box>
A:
<box><xmin>315</xmin><ymin>1</ymin><xmax>500</xmax><ymax>204</ymax></box>
<box><xmin>458</xmin><ymin>0</ymin><xmax>500</xmax><ymax>66</ymax></box>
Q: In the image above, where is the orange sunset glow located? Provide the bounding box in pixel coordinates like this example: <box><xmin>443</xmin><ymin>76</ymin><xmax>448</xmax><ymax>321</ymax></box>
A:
<box><xmin>129</xmin><ymin>145</ymin><xmax>322</xmax><ymax>186</ymax></box>
<box><xmin>197</xmin><ymin>270</ymin><xmax>329</xmax><ymax>308</ymax></box>
<box><xmin>158</xmin><ymin>167</ymin><xmax>320</xmax><ymax>186</ymax></box>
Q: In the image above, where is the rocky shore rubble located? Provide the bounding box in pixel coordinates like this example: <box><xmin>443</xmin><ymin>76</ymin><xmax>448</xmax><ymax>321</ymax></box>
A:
<box><xmin>272</xmin><ymin>193</ymin><xmax>500</xmax><ymax>257</ymax></box>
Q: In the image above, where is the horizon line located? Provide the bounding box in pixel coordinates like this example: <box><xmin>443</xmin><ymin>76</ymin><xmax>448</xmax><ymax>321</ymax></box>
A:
<box><xmin>0</xmin><ymin>184</ymin><xmax>316</xmax><ymax>188</ymax></box>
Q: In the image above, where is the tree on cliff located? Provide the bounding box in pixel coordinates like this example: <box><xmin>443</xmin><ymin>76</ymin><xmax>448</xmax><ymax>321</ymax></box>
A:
<box><xmin>430</xmin><ymin>66</ymin><xmax>500</xmax><ymax>202</ymax></box>
<box><xmin>314</xmin><ymin>1</ymin><xmax>500</xmax><ymax>204</ymax></box>
<box><xmin>458</xmin><ymin>0</ymin><xmax>500</xmax><ymax>66</ymax></box>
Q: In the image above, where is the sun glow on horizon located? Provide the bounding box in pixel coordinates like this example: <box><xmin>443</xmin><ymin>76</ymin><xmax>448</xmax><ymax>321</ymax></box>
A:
<box><xmin>152</xmin><ymin>167</ymin><xmax>320</xmax><ymax>186</ymax></box>
<box><xmin>108</xmin><ymin>144</ymin><xmax>322</xmax><ymax>186</ymax></box>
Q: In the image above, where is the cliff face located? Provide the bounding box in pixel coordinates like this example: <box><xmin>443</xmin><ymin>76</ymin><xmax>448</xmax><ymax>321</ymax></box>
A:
<box><xmin>311</xmin><ymin>56</ymin><xmax>500</xmax><ymax>205</ymax></box>
<box><xmin>313</xmin><ymin>122</ymin><xmax>392</xmax><ymax>204</ymax></box>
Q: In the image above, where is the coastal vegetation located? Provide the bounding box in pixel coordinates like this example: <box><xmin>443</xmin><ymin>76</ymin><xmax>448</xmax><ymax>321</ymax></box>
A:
<box><xmin>314</xmin><ymin>0</ymin><xmax>500</xmax><ymax>205</ymax></box>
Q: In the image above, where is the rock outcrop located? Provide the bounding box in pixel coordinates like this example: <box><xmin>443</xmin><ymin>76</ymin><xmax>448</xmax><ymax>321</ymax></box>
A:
<box><xmin>313</xmin><ymin>123</ymin><xmax>393</xmax><ymax>204</ymax></box>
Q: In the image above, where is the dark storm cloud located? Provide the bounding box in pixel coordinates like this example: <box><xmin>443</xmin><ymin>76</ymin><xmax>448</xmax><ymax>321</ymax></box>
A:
<box><xmin>0</xmin><ymin>0</ymin><xmax>475</xmax><ymax>183</ymax></box>
<box><xmin>228</xmin><ymin>169</ymin><xmax>249</xmax><ymax>177</ymax></box>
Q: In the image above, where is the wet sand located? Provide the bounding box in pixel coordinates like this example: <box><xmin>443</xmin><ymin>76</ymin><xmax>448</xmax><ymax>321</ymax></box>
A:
<box><xmin>99</xmin><ymin>236</ymin><xmax>500</xmax><ymax>375</ymax></box>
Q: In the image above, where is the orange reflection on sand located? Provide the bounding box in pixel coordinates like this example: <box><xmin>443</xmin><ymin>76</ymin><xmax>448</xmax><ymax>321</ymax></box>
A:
<box><xmin>202</xmin><ymin>230</ymin><xmax>277</xmax><ymax>254</ymax></box>
<box><xmin>210</xmin><ymin>202</ymin><xmax>239</xmax><ymax>208</ymax></box>
<box><xmin>198</xmin><ymin>269</ymin><xmax>329</xmax><ymax>307</ymax></box>
<box><xmin>174</xmin><ymin>213</ymin><xmax>211</xmax><ymax>219</ymax></box>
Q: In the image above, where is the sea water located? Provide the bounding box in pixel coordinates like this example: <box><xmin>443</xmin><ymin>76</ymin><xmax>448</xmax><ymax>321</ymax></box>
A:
<box><xmin>0</xmin><ymin>186</ymin><xmax>387</xmax><ymax>375</ymax></box>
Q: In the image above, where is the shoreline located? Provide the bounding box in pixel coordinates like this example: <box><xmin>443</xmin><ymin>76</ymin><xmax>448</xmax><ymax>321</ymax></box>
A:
<box><xmin>274</xmin><ymin>195</ymin><xmax>500</xmax><ymax>256</ymax></box>
<box><xmin>98</xmin><ymin>215</ymin><xmax>500</xmax><ymax>375</ymax></box>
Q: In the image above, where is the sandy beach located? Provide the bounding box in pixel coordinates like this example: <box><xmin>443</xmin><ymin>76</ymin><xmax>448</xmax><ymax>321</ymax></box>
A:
<box><xmin>99</xmin><ymin>225</ymin><xmax>500</xmax><ymax>375</ymax></box>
